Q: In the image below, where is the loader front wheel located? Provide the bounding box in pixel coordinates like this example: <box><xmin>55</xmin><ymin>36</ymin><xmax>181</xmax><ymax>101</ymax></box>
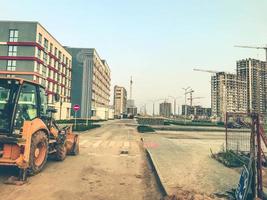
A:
<box><xmin>28</xmin><ymin>131</ymin><xmax>48</xmax><ymax>175</ymax></box>
<box><xmin>55</xmin><ymin>142</ymin><xmax>67</xmax><ymax>161</ymax></box>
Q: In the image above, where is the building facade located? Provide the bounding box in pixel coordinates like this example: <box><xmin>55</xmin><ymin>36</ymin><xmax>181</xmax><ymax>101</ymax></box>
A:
<box><xmin>211</xmin><ymin>72</ymin><xmax>246</xmax><ymax>120</ymax></box>
<box><xmin>113</xmin><ymin>85</ymin><xmax>127</xmax><ymax>117</ymax></box>
<box><xmin>159</xmin><ymin>101</ymin><xmax>172</xmax><ymax>117</ymax></box>
<box><xmin>182</xmin><ymin>105</ymin><xmax>211</xmax><ymax>118</ymax></box>
<box><xmin>66</xmin><ymin>47</ymin><xmax>111</xmax><ymax>120</ymax></box>
<box><xmin>237</xmin><ymin>58</ymin><xmax>266</xmax><ymax>115</ymax></box>
<box><xmin>0</xmin><ymin>21</ymin><xmax>72</xmax><ymax>119</ymax></box>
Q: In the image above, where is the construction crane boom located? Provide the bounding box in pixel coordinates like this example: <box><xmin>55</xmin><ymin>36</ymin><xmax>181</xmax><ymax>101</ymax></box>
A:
<box><xmin>234</xmin><ymin>45</ymin><xmax>267</xmax><ymax>50</ymax></box>
<box><xmin>193</xmin><ymin>68</ymin><xmax>219</xmax><ymax>74</ymax></box>
<box><xmin>235</xmin><ymin>44</ymin><xmax>267</xmax><ymax>62</ymax></box>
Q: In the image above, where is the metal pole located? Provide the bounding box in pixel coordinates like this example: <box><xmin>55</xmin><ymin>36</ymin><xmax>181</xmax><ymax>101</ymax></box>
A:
<box><xmin>174</xmin><ymin>99</ymin><xmax>176</xmax><ymax>116</ymax></box>
<box><xmin>184</xmin><ymin>92</ymin><xmax>187</xmax><ymax>124</ymax></box>
<box><xmin>74</xmin><ymin>111</ymin><xmax>77</xmax><ymax>129</ymax></box>
<box><xmin>256</xmin><ymin>114</ymin><xmax>263</xmax><ymax>198</ymax></box>
<box><xmin>250</xmin><ymin>113</ymin><xmax>257</xmax><ymax>198</ymax></box>
<box><xmin>225</xmin><ymin>112</ymin><xmax>228</xmax><ymax>151</ymax></box>
<box><xmin>153</xmin><ymin>102</ymin><xmax>155</xmax><ymax>117</ymax></box>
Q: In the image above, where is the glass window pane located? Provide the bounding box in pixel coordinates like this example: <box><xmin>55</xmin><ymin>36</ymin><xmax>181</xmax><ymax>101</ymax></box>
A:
<box><xmin>14</xmin><ymin>83</ymin><xmax>38</xmax><ymax>129</ymax></box>
<box><xmin>14</xmin><ymin>30</ymin><xmax>18</xmax><ymax>37</ymax></box>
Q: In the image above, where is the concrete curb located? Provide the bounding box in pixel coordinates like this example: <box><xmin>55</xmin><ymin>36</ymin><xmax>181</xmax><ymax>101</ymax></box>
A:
<box><xmin>142</xmin><ymin>137</ymin><xmax>168</xmax><ymax>197</ymax></box>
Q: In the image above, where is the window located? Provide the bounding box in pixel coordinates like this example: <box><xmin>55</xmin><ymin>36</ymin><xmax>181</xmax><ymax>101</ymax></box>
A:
<box><xmin>14</xmin><ymin>83</ymin><xmax>38</xmax><ymax>129</ymax></box>
<box><xmin>43</xmin><ymin>52</ymin><xmax>48</xmax><ymax>64</ymax></box>
<box><xmin>50</xmin><ymin>43</ymin><xmax>53</xmax><ymax>53</ymax></box>
<box><xmin>59</xmin><ymin>51</ymin><xmax>62</xmax><ymax>61</ymax></box>
<box><xmin>8</xmin><ymin>46</ymin><xmax>17</xmax><ymax>56</ymax></box>
<box><xmin>44</xmin><ymin>38</ymin><xmax>48</xmax><ymax>51</ymax></box>
<box><xmin>54</xmin><ymin>47</ymin><xmax>58</xmax><ymax>57</ymax></box>
<box><xmin>37</xmin><ymin>49</ymin><xmax>41</xmax><ymax>59</ymax></box>
<box><xmin>9</xmin><ymin>29</ymin><xmax>19</xmax><ymax>42</ymax></box>
<box><xmin>35</xmin><ymin>63</ymin><xmax>40</xmax><ymax>73</ymax></box>
<box><xmin>7</xmin><ymin>60</ymin><xmax>16</xmax><ymax>71</ymax></box>
<box><xmin>39</xmin><ymin>87</ymin><xmax>47</xmax><ymax>116</ymax></box>
<box><xmin>38</xmin><ymin>33</ymin><xmax>42</xmax><ymax>44</ymax></box>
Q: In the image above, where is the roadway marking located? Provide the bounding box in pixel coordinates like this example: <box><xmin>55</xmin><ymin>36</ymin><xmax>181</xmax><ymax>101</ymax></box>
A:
<box><xmin>101</xmin><ymin>141</ymin><xmax>110</xmax><ymax>147</ymax></box>
<box><xmin>108</xmin><ymin>141</ymin><xmax>115</xmax><ymax>147</ymax></box>
<box><xmin>92</xmin><ymin>140</ymin><xmax>102</xmax><ymax>148</ymax></box>
<box><xmin>123</xmin><ymin>141</ymin><xmax>130</xmax><ymax>148</ymax></box>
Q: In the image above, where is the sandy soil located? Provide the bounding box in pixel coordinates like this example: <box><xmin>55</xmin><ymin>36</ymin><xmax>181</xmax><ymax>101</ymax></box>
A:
<box><xmin>0</xmin><ymin>120</ymin><xmax>162</xmax><ymax>200</ymax></box>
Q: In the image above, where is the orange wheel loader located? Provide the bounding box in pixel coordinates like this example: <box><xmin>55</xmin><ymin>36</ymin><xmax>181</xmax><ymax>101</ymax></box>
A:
<box><xmin>0</xmin><ymin>77</ymin><xmax>79</xmax><ymax>183</ymax></box>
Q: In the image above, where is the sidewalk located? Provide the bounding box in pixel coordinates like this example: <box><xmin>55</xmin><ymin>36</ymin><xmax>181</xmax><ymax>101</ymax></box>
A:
<box><xmin>142</xmin><ymin>133</ymin><xmax>240</xmax><ymax>196</ymax></box>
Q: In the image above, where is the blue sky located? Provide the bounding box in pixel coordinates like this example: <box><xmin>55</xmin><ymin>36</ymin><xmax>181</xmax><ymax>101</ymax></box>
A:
<box><xmin>1</xmin><ymin>0</ymin><xmax>267</xmax><ymax>114</ymax></box>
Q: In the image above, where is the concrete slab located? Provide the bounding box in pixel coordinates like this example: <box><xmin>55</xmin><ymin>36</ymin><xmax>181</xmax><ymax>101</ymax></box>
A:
<box><xmin>142</xmin><ymin>132</ymin><xmax>240</xmax><ymax>196</ymax></box>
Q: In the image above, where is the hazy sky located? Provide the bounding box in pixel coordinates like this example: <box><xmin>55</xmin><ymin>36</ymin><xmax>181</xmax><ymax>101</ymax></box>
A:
<box><xmin>1</xmin><ymin>0</ymin><xmax>267</xmax><ymax>114</ymax></box>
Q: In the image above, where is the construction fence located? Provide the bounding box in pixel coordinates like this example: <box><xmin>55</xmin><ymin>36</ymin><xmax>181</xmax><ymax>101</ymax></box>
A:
<box><xmin>225</xmin><ymin>112</ymin><xmax>267</xmax><ymax>154</ymax></box>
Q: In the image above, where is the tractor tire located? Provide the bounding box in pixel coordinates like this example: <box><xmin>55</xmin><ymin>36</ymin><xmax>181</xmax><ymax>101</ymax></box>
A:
<box><xmin>55</xmin><ymin>142</ymin><xmax>67</xmax><ymax>161</ymax></box>
<box><xmin>70</xmin><ymin>137</ymin><xmax>79</xmax><ymax>155</ymax></box>
<box><xmin>28</xmin><ymin>131</ymin><xmax>48</xmax><ymax>175</ymax></box>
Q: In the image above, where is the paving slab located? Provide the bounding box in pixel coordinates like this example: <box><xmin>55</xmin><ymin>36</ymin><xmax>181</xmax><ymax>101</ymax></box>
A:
<box><xmin>142</xmin><ymin>132</ymin><xmax>240</xmax><ymax>196</ymax></box>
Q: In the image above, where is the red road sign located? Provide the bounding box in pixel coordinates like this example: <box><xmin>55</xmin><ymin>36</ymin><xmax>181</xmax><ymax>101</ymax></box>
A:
<box><xmin>73</xmin><ymin>104</ymin><xmax>80</xmax><ymax>112</ymax></box>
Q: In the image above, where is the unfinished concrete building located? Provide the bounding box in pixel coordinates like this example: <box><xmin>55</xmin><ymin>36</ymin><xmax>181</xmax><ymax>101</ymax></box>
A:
<box><xmin>211</xmin><ymin>72</ymin><xmax>247</xmax><ymax>120</ymax></box>
<box><xmin>237</xmin><ymin>58</ymin><xmax>267</xmax><ymax>115</ymax></box>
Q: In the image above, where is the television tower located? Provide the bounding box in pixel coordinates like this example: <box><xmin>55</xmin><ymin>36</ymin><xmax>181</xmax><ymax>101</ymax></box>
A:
<box><xmin>130</xmin><ymin>76</ymin><xmax>133</xmax><ymax>99</ymax></box>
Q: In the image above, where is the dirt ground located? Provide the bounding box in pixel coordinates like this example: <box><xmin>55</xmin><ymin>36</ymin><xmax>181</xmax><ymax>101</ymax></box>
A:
<box><xmin>0</xmin><ymin>120</ymin><xmax>163</xmax><ymax>200</ymax></box>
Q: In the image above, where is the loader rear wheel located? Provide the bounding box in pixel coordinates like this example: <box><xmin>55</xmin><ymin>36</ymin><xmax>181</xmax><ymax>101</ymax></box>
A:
<box><xmin>55</xmin><ymin>142</ymin><xmax>67</xmax><ymax>161</ymax></box>
<box><xmin>28</xmin><ymin>131</ymin><xmax>48</xmax><ymax>175</ymax></box>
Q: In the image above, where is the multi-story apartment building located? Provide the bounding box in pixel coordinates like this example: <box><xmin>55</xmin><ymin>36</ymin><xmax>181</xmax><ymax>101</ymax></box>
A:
<box><xmin>159</xmin><ymin>101</ymin><xmax>172</xmax><ymax>117</ymax></box>
<box><xmin>211</xmin><ymin>72</ymin><xmax>247</xmax><ymax>120</ymax></box>
<box><xmin>237</xmin><ymin>58</ymin><xmax>266</xmax><ymax>115</ymax></box>
<box><xmin>0</xmin><ymin>21</ymin><xmax>72</xmax><ymax>119</ymax></box>
<box><xmin>182</xmin><ymin>105</ymin><xmax>211</xmax><ymax>118</ymax></box>
<box><xmin>66</xmin><ymin>47</ymin><xmax>111</xmax><ymax>120</ymax></box>
<box><xmin>113</xmin><ymin>85</ymin><xmax>127</xmax><ymax>117</ymax></box>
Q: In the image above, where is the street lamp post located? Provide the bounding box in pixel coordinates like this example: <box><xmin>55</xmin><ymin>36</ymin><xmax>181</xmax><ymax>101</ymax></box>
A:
<box><xmin>182</xmin><ymin>87</ymin><xmax>192</xmax><ymax>123</ymax></box>
<box><xmin>150</xmin><ymin>99</ymin><xmax>165</xmax><ymax>117</ymax></box>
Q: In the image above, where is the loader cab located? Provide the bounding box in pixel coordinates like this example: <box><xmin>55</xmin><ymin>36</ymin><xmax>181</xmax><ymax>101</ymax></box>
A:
<box><xmin>0</xmin><ymin>78</ymin><xmax>47</xmax><ymax>135</ymax></box>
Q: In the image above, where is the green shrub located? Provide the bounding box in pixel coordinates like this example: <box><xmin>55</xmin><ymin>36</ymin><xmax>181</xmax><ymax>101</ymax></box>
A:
<box><xmin>164</xmin><ymin>120</ymin><xmax>224</xmax><ymax>127</ymax></box>
<box><xmin>73</xmin><ymin>124</ymin><xmax>101</xmax><ymax>131</ymax></box>
<box><xmin>137</xmin><ymin>125</ymin><xmax>155</xmax><ymax>133</ymax></box>
<box><xmin>56</xmin><ymin>119</ymin><xmax>106</xmax><ymax>124</ymax></box>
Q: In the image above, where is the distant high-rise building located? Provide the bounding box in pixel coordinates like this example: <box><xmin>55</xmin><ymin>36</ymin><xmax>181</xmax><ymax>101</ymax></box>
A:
<box><xmin>237</xmin><ymin>58</ymin><xmax>267</xmax><ymax>115</ymax></box>
<box><xmin>113</xmin><ymin>85</ymin><xmax>127</xmax><ymax>117</ymax></box>
<box><xmin>66</xmin><ymin>47</ymin><xmax>111</xmax><ymax>120</ymax></box>
<box><xmin>211</xmin><ymin>72</ymin><xmax>247</xmax><ymax>120</ymax></box>
<box><xmin>159</xmin><ymin>101</ymin><xmax>172</xmax><ymax>117</ymax></box>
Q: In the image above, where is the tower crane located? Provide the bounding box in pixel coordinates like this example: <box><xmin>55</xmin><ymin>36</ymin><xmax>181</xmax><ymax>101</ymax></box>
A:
<box><xmin>187</xmin><ymin>97</ymin><xmax>204</xmax><ymax>106</ymax></box>
<box><xmin>193</xmin><ymin>68</ymin><xmax>220</xmax><ymax>74</ymax></box>
<box><xmin>234</xmin><ymin>45</ymin><xmax>267</xmax><ymax>62</ymax></box>
<box><xmin>186</xmin><ymin>90</ymin><xmax>194</xmax><ymax>106</ymax></box>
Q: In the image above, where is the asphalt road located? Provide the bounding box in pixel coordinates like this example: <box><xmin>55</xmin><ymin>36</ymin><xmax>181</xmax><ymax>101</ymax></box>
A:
<box><xmin>0</xmin><ymin>120</ymin><xmax>162</xmax><ymax>200</ymax></box>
